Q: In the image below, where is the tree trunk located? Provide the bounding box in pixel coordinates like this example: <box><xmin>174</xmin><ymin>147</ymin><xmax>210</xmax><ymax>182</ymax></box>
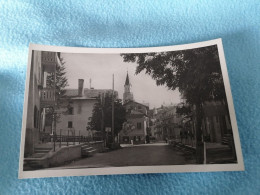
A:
<box><xmin>195</xmin><ymin>103</ymin><xmax>204</xmax><ymax>164</ymax></box>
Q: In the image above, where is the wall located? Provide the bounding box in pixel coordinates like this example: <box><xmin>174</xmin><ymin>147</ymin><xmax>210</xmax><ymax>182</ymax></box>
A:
<box><xmin>125</xmin><ymin>101</ymin><xmax>148</xmax><ymax>115</ymax></box>
<box><xmin>24</xmin><ymin>51</ymin><xmax>42</xmax><ymax>156</ymax></box>
<box><xmin>202</xmin><ymin>102</ymin><xmax>231</xmax><ymax>143</ymax></box>
<box><xmin>56</xmin><ymin>99</ymin><xmax>97</xmax><ymax>136</ymax></box>
<box><xmin>48</xmin><ymin>144</ymin><xmax>82</xmax><ymax>167</ymax></box>
<box><xmin>24</xmin><ymin>141</ymin><xmax>104</xmax><ymax>168</ymax></box>
<box><xmin>120</xmin><ymin>116</ymin><xmax>148</xmax><ymax>143</ymax></box>
<box><xmin>48</xmin><ymin>142</ymin><xmax>104</xmax><ymax>167</ymax></box>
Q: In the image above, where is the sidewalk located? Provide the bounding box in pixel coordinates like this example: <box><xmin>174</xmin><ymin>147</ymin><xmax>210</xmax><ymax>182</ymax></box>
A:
<box><xmin>29</xmin><ymin>142</ymin><xmax>82</xmax><ymax>158</ymax></box>
<box><xmin>53</xmin><ymin>142</ymin><xmax>195</xmax><ymax>169</ymax></box>
<box><xmin>169</xmin><ymin>139</ymin><xmax>236</xmax><ymax>164</ymax></box>
<box><xmin>206</xmin><ymin>142</ymin><xmax>236</xmax><ymax>164</ymax></box>
<box><xmin>120</xmin><ymin>142</ymin><xmax>168</xmax><ymax>148</ymax></box>
<box><xmin>24</xmin><ymin>141</ymin><xmax>105</xmax><ymax>170</ymax></box>
<box><xmin>205</xmin><ymin>142</ymin><xmax>230</xmax><ymax>149</ymax></box>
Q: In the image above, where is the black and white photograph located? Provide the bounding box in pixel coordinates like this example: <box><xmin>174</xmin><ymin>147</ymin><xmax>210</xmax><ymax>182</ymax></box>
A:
<box><xmin>19</xmin><ymin>39</ymin><xmax>244</xmax><ymax>178</ymax></box>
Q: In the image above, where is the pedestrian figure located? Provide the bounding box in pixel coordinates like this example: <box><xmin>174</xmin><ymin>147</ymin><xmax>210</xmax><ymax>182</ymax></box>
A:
<box><xmin>180</xmin><ymin>131</ymin><xmax>183</xmax><ymax>143</ymax></box>
<box><xmin>184</xmin><ymin>131</ymin><xmax>188</xmax><ymax>144</ymax></box>
<box><xmin>145</xmin><ymin>135</ymin><xmax>150</xmax><ymax>144</ymax></box>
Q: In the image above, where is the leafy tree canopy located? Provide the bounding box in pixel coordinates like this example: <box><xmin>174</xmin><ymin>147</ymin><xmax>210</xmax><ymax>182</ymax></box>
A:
<box><xmin>176</xmin><ymin>105</ymin><xmax>192</xmax><ymax>116</ymax></box>
<box><xmin>87</xmin><ymin>93</ymin><xmax>126</xmax><ymax>136</ymax></box>
<box><xmin>45</xmin><ymin>56</ymin><xmax>68</xmax><ymax>123</ymax></box>
<box><xmin>46</xmin><ymin>56</ymin><xmax>69</xmax><ymax>105</ymax></box>
<box><xmin>121</xmin><ymin>45</ymin><xmax>226</xmax><ymax>105</ymax></box>
<box><xmin>121</xmin><ymin>45</ymin><xmax>228</xmax><ymax>163</ymax></box>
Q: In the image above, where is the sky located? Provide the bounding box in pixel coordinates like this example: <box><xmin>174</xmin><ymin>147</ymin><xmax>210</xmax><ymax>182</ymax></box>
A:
<box><xmin>60</xmin><ymin>52</ymin><xmax>181</xmax><ymax>108</ymax></box>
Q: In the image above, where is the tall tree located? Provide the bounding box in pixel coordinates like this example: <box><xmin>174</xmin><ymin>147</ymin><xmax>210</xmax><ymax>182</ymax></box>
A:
<box><xmin>176</xmin><ymin>104</ymin><xmax>192</xmax><ymax>116</ymax></box>
<box><xmin>45</xmin><ymin>55</ymin><xmax>68</xmax><ymax>125</ymax></box>
<box><xmin>46</xmin><ymin>56</ymin><xmax>69</xmax><ymax>105</ymax></box>
<box><xmin>87</xmin><ymin>93</ymin><xmax>126</xmax><ymax>137</ymax></box>
<box><xmin>121</xmin><ymin>45</ymin><xmax>228</xmax><ymax>163</ymax></box>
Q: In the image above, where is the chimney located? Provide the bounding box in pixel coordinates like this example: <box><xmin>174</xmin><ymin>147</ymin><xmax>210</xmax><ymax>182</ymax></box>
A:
<box><xmin>78</xmin><ymin>79</ymin><xmax>84</xmax><ymax>97</ymax></box>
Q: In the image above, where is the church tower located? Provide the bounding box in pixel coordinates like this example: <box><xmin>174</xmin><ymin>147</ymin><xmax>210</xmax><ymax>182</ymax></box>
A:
<box><xmin>123</xmin><ymin>72</ymin><xmax>134</xmax><ymax>104</ymax></box>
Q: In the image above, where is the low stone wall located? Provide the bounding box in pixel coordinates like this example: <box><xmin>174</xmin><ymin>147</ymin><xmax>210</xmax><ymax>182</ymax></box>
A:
<box><xmin>24</xmin><ymin>128</ymin><xmax>40</xmax><ymax>157</ymax></box>
<box><xmin>88</xmin><ymin>141</ymin><xmax>105</xmax><ymax>152</ymax></box>
<box><xmin>169</xmin><ymin>139</ymin><xmax>196</xmax><ymax>154</ymax></box>
<box><xmin>24</xmin><ymin>141</ymin><xmax>104</xmax><ymax>169</ymax></box>
<box><xmin>48</xmin><ymin>144</ymin><xmax>82</xmax><ymax>167</ymax></box>
<box><xmin>168</xmin><ymin>139</ymin><xmax>177</xmax><ymax>146</ymax></box>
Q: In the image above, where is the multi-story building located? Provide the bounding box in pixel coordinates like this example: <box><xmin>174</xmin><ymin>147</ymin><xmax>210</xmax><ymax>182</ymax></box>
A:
<box><xmin>56</xmin><ymin>79</ymin><xmax>118</xmax><ymax>137</ymax></box>
<box><xmin>24</xmin><ymin>51</ymin><xmax>58</xmax><ymax>157</ymax></box>
<box><xmin>119</xmin><ymin>101</ymin><xmax>149</xmax><ymax>144</ymax></box>
<box><xmin>178</xmin><ymin>101</ymin><xmax>233</xmax><ymax>146</ymax></box>
<box><xmin>162</xmin><ymin>106</ymin><xmax>182</xmax><ymax>139</ymax></box>
<box><xmin>201</xmin><ymin>101</ymin><xmax>232</xmax><ymax>143</ymax></box>
<box><xmin>153</xmin><ymin>105</ymin><xmax>182</xmax><ymax>140</ymax></box>
<box><xmin>119</xmin><ymin>72</ymin><xmax>149</xmax><ymax>144</ymax></box>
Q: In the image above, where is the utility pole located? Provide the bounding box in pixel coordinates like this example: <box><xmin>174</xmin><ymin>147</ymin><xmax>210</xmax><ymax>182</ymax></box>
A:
<box><xmin>101</xmin><ymin>93</ymin><xmax>105</xmax><ymax>143</ymax></box>
<box><xmin>59</xmin><ymin>129</ymin><xmax>61</xmax><ymax>148</ymax></box>
<box><xmin>112</xmin><ymin>74</ymin><xmax>115</xmax><ymax>143</ymax></box>
<box><xmin>53</xmin><ymin>58</ymin><xmax>57</xmax><ymax>152</ymax></box>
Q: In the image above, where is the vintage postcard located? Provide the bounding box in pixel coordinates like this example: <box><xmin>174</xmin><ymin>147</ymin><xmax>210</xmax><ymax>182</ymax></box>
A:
<box><xmin>19</xmin><ymin>39</ymin><xmax>244</xmax><ymax>179</ymax></box>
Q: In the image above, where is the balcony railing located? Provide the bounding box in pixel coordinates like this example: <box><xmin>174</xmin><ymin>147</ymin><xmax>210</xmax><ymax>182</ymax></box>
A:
<box><xmin>40</xmin><ymin>88</ymin><xmax>55</xmax><ymax>108</ymax></box>
<box><xmin>42</xmin><ymin>51</ymin><xmax>56</xmax><ymax>72</ymax></box>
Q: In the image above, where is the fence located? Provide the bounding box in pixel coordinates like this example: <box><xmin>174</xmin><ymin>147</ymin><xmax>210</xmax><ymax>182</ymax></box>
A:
<box><xmin>40</xmin><ymin>132</ymin><xmax>103</xmax><ymax>144</ymax></box>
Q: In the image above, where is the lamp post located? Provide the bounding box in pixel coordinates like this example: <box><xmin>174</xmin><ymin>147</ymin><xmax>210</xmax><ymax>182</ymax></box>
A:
<box><xmin>79</xmin><ymin>130</ymin><xmax>81</xmax><ymax>144</ymax></box>
<box><xmin>59</xmin><ymin>129</ymin><xmax>62</xmax><ymax>148</ymax></box>
<box><xmin>112</xmin><ymin>74</ymin><xmax>115</xmax><ymax>144</ymax></box>
<box><xmin>53</xmin><ymin>57</ymin><xmax>57</xmax><ymax>152</ymax></box>
<box><xmin>100</xmin><ymin>93</ymin><xmax>105</xmax><ymax>145</ymax></box>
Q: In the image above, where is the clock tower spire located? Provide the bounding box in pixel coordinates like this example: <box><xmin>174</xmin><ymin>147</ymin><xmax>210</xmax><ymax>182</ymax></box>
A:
<box><xmin>123</xmin><ymin>71</ymin><xmax>134</xmax><ymax>104</ymax></box>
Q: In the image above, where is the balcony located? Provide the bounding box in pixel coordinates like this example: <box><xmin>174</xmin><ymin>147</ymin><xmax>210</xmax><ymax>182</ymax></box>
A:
<box><xmin>40</xmin><ymin>88</ymin><xmax>55</xmax><ymax>108</ymax></box>
<box><xmin>42</xmin><ymin>51</ymin><xmax>56</xmax><ymax>73</ymax></box>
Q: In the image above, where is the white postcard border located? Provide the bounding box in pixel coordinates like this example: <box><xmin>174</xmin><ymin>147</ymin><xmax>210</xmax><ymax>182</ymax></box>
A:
<box><xmin>19</xmin><ymin>39</ymin><xmax>244</xmax><ymax>179</ymax></box>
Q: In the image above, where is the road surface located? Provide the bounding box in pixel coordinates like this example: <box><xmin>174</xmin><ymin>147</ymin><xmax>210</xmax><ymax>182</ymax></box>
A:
<box><xmin>57</xmin><ymin>143</ymin><xmax>196</xmax><ymax>169</ymax></box>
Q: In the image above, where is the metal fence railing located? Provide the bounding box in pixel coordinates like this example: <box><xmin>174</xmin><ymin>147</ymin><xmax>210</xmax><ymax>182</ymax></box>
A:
<box><xmin>40</xmin><ymin>132</ymin><xmax>103</xmax><ymax>151</ymax></box>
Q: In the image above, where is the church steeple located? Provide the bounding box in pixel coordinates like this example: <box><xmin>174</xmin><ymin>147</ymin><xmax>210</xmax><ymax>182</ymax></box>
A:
<box><xmin>123</xmin><ymin>71</ymin><xmax>134</xmax><ymax>104</ymax></box>
<box><xmin>125</xmin><ymin>72</ymin><xmax>130</xmax><ymax>86</ymax></box>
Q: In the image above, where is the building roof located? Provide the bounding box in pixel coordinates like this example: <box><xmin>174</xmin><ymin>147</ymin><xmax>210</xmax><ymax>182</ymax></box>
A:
<box><xmin>127</xmin><ymin>110</ymin><xmax>147</xmax><ymax>119</ymax></box>
<box><xmin>64</xmin><ymin>88</ymin><xmax>117</xmax><ymax>100</ymax></box>
<box><xmin>124</xmin><ymin>100</ymin><xmax>149</xmax><ymax>109</ymax></box>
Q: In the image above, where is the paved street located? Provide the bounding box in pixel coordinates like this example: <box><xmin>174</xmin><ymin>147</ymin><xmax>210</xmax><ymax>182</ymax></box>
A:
<box><xmin>56</xmin><ymin>143</ymin><xmax>196</xmax><ymax>169</ymax></box>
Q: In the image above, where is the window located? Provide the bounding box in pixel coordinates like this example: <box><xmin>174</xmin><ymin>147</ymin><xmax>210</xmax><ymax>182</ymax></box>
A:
<box><xmin>68</xmin><ymin>121</ymin><xmax>73</xmax><ymax>128</ymax></box>
<box><xmin>216</xmin><ymin>116</ymin><xmax>219</xmax><ymax>123</ymax></box>
<box><xmin>134</xmin><ymin>136</ymin><xmax>141</xmax><ymax>141</ymax></box>
<box><xmin>34</xmin><ymin>106</ymin><xmax>38</xmax><ymax>128</ymax></box>
<box><xmin>78</xmin><ymin>102</ymin><xmax>82</xmax><ymax>114</ymax></box>
<box><xmin>123</xmin><ymin>136</ymin><xmax>129</xmax><ymax>143</ymax></box>
<box><xmin>137</xmin><ymin>122</ymin><xmax>142</xmax><ymax>129</ymax></box>
<box><xmin>68</xmin><ymin>107</ymin><xmax>74</xmax><ymax>115</ymax></box>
